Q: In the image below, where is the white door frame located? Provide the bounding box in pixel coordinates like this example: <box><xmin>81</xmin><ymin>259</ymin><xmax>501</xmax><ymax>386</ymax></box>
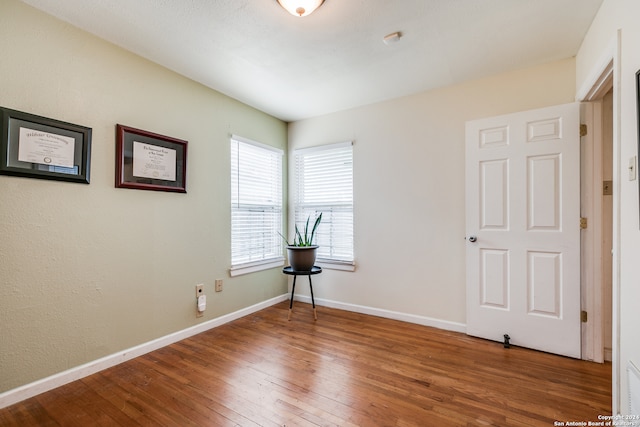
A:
<box><xmin>576</xmin><ymin>31</ymin><xmax>621</xmax><ymax>414</ymax></box>
<box><xmin>581</xmin><ymin>100</ymin><xmax>605</xmax><ymax>363</ymax></box>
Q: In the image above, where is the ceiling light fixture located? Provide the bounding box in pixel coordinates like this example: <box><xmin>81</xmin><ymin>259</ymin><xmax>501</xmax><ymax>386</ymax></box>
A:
<box><xmin>277</xmin><ymin>0</ymin><xmax>325</xmax><ymax>17</ymax></box>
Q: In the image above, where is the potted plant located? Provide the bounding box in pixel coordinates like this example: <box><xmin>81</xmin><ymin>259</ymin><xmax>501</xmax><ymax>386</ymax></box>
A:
<box><xmin>281</xmin><ymin>213</ymin><xmax>322</xmax><ymax>271</ymax></box>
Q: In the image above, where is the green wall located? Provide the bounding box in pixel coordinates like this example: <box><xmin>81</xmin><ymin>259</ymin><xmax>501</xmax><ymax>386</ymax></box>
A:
<box><xmin>0</xmin><ymin>0</ymin><xmax>287</xmax><ymax>393</ymax></box>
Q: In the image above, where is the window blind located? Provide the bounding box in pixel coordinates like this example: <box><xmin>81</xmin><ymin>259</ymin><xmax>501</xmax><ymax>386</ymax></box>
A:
<box><xmin>231</xmin><ymin>136</ymin><xmax>283</xmax><ymax>271</ymax></box>
<box><xmin>294</xmin><ymin>141</ymin><xmax>354</xmax><ymax>265</ymax></box>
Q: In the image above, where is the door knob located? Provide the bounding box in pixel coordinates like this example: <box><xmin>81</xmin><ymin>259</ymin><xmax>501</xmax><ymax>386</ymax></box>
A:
<box><xmin>468</xmin><ymin>236</ymin><xmax>477</xmax><ymax>243</ymax></box>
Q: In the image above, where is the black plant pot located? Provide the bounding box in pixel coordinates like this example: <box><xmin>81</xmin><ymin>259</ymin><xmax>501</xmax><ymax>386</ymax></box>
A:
<box><xmin>287</xmin><ymin>245</ymin><xmax>318</xmax><ymax>271</ymax></box>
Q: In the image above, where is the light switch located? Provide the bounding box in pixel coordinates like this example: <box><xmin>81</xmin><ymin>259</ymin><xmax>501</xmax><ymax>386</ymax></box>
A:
<box><xmin>629</xmin><ymin>156</ymin><xmax>637</xmax><ymax>181</ymax></box>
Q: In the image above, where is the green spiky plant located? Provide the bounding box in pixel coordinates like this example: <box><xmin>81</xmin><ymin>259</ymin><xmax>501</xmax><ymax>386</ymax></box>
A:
<box><xmin>280</xmin><ymin>213</ymin><xmax>322</xmax><ymax>247</ymax></box>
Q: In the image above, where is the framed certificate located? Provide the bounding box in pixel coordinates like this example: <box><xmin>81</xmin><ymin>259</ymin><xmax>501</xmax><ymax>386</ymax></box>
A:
<box><xmin>0</xmin><ymin>107</ymin><xmax>92</xmax><ymax>183</ymax></box>
<box><xmin>115</xmin><ymin>124</ymin><xmax>187</xmax><ymax>193</ymax></box>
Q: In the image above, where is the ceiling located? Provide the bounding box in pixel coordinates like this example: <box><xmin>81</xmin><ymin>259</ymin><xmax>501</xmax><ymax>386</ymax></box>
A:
<box><xmin>21</xmin><ymin>0</ymin><xmax>603</xmax><ymax>122</ymax></box>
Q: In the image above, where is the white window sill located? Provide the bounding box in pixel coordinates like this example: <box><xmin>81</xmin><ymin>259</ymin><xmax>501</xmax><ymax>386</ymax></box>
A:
<box><xmin>316</xmin><ymin>260</ymin><xmax>356</xmax><ymax>272</ymax></box>
<box><xmin>229</xmin><ymin>257</ymin><xmax>285</xmax><ymax>277</ymax></box>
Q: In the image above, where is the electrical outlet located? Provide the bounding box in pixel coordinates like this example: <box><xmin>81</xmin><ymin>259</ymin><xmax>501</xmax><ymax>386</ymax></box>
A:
<box><xmin>215</xmin><ymin>279</ymin><xmax>223</xmax><ymax>292</ymax></box>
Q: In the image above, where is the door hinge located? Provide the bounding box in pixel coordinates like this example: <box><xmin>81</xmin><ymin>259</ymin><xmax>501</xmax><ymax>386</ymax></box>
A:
<box><xmin>581</xmin><ymin>310</ymin><xmax>588</xmax><ymax>323</ymax></box>
<box><xmin>580</xmin><ymin>124</ymin><xmax>588</xmax><ymax>137</ymax></box>
<box><xmin>580</xmin><ymin>217</ymin><xmax>587</xmax><ymax>229</ymax></box>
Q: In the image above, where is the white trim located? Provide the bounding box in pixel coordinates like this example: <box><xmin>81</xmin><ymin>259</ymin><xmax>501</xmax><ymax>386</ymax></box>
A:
<box><xmin>316</xmin><ymin>259</ymin><xmax>356</xmax><ymax>272</ymax></box>
<box><xmin>576</xmin><ymin>36</ymin><xmax>616</xmax><ymax>102</ymax></box>
<box><xmin>229</xmin><ymin>257</ymin><xmax>285</xmax><ymax>277</ymax></box>
<box><xmin>230</xmin><ymin>134</ymin><xmax>283</xmax><ymax>155</ymax></box>
<box><xmin>293</xmin><ymin>295</ymin><xmax>466</xmax><ymax>334</ymax></box>
<box><xmin>576</xmin><ymin>30</ymin><xmax>621</xmax><ymax>414</ymax></box>
<box><xmin>611</xmin><ymin>29</ymin><xmax>622</xmax><ymax>416</ymax></box>
<box><xmin>578</xmin><ymin>60</ymin><xmax>614</xmax><ymax>102</ymax></box>
<box><xmin>0</xmin><ymin>294</ymin><xmax>289</xmax><ymax>409</ymax></box>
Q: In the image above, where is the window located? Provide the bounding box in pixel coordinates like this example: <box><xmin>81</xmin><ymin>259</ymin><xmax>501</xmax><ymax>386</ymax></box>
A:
<box><xmin>294</xmin><ymin>141</ymin><xmax>354</xmax><ymax>270</ymax></box>
<box><xmin>230</xmin><ymin>135</ymin><xmax>283</xmax><ymax>276</ymax></box>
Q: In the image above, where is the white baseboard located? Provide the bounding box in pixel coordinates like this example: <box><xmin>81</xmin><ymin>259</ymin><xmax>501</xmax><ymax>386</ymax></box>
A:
<box><xmin>0</xmin><ymin>294</ymin><xmax>289</xmax><ymax>409</ymax></box>
<box><xmin>1</xmin><ymin>293</ymin><xmax>466</xmax><ymax>409</ymax></box>
<box><xmin>294</xmin><ymin>295</ymin><xmax>467</xmax><ymax>334</ymax></box>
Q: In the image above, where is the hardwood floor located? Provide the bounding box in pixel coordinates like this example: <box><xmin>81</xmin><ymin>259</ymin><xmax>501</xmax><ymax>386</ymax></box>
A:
<box><xmin>0</xmin><ymin>301</ymin><xmax>611</xmax><ymax>426</ymax></box>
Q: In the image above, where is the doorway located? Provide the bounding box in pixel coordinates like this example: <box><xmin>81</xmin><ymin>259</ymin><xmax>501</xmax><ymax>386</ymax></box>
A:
<box><xmin>581</xmin><ymin>76</ymin><xmax>614</xmax><ymax>364</ymax></box>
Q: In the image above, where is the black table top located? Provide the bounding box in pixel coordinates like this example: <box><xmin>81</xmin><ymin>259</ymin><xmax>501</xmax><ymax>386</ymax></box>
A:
<box><xmin>282</xmin><ymin>266</ymin><xmax>322</xmax><ymax>275</ymax></box>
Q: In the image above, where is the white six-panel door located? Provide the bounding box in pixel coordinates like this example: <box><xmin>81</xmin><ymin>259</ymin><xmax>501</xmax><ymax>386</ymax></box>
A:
<box><xmin>465</xmin><ymin>103</ymin><xmax>581</xmax><ymax>358</ymax></box>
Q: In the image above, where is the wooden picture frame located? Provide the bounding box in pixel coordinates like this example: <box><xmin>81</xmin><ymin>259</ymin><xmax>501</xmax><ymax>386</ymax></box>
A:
<box><xmin>115</xmin><ymin>124</ymin><xmax>187</xmax><ymax>193</ymax></box>
<box><xmin>0</xmin><ymin>107</ymin><xmax>92</xmax><ymax>184</ymax></box>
